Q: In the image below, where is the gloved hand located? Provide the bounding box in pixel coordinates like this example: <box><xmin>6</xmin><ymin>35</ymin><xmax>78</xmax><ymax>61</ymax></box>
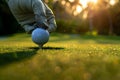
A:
<box><xmin>48</xmin><ymin>24</ymin><xmax>57</xmax><ymax>33</ymax></box>
<box><xmin>23</xmin><ymin>25</ymin><xmax>36</xmax><ymax>34</ymax></box>
<box><xmin>34</xmin><ymin>22</ymin><xmax>48</xmax><ymax>30</ymax></box>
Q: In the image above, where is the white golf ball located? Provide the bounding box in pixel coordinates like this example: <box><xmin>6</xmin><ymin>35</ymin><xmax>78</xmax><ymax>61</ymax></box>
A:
<box><xmin>32</xmin><ymin>28</ymin><xmax>49</xmax><ymax>45</ymax></box>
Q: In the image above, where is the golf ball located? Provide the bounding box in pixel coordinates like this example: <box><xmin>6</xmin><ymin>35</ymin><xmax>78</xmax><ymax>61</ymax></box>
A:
<box><xmin>32</xmin><ymin>28</ymin><xmax>49</xmax><ymax>45</ymax></box>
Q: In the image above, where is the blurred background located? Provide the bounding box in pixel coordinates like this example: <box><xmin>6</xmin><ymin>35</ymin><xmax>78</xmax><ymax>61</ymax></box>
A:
<box><xmin>0</xmin><ymin>0</ymin><xmax>120</xmax><ymax>36</ymax></box>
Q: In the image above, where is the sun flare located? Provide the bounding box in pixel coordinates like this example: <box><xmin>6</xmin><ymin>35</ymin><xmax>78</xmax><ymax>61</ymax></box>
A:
<box><xmin>76</xmin><ymin>5</ymin><xmax>82</xmax><ymax>13</ymax></box>
<box><xmin>79</xmin><ymin>0</ymin><xmax>98</xmax><ymax>8</ymax></box>
<box><xmin>68</xmin><ymin>0</ymin><xmax>117</xmax><ymax>16</ymax></box>
<box><xmin>110</xmin><ymin>0</ymin><xmax>116</xmax><ymax>5</ymax></box>
<box><xmin>75</xmin><ymin>0</ymin><xmax>98</xmax><ymax>14</ymax></box>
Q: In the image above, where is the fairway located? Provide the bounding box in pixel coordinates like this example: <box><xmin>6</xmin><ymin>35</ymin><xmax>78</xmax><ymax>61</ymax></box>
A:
<box><xmin>0</xmin><ymin>33</ymin><xmax>120</xmax><ymax>80</ymax></box>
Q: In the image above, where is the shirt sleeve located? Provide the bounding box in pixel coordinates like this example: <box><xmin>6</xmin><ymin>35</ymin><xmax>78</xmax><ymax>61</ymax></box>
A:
<box><xmin>32</xmin><ymin>0</ymin><xmax>57</xmax><ymax>32</ymax></box>
<box><xmin>32</xmin><ymin>0</ymin><xmax>49</xmax><ymax>29</ymax></box>
<box><xmin>44</xmin><ymin>3</ymin><xmax>57</xmax><ymax>32</ymax></box>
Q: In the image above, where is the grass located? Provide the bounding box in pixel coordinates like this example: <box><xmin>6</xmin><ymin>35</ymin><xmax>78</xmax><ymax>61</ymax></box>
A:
<box><xmin>0</xmin><ymin>33</ymin><xmax>120</xmax><ymax>80</ymax></box>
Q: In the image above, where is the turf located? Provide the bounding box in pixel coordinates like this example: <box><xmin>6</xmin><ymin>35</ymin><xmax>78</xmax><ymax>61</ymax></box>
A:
<box><xmin>0</xmin><ymin>33</ymin><xmax>120</xmax><ymax>80</ymax></box>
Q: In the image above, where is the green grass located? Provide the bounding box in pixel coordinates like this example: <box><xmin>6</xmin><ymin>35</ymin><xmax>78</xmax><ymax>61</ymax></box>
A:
<box><xmin>0</xmin><ymin>33</ymin><xmax>120</xmax><ymax>80</ymax></box>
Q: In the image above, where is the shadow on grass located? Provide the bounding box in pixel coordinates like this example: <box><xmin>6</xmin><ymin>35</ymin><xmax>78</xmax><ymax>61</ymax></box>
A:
<box><xmin>0</xmin><ymin>48</ymin><xmax>39</xmax><ymax>66</ymax></box>
<box><xmin>29</xmin><ymin>46</ymin><xmax>65</xmax><ymax>50</ymax></box>
<box><xmin>0</xmin><ymin>46</ymin><xmax>64</xmax><ymax>66</ymax></box>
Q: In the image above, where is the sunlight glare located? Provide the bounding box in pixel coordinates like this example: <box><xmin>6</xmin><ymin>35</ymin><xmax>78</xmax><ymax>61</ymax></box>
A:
<box><xmin>61</xmin><ymin>0</ymin><xmax>66</xmax><ymax>5</ymax></box>
<box><xmin>76</xmin><ymin>5</ymin><xmax>82</xmax><ymax>13</ymax></box>
<box><xmin>110</xmin><ymin>0</ymin><xmax>116</xmax><ymax>5</ymax></box>
<box><xmin>90</xmin><ymin>0</ymin><xmax>97</xmax><ymax>4</ymax></box>
<box><xmin>69</xmin><ymin>0</ymin><xmax>75</xmax><ymax>2</ymax></box>
<box><xmin>79</xmin><ymin>0</ymin><xmax>98</xmax><ymax>8</ymax></box>
<box><xmin>79</xmin><ymin>0</ymin><xmax>88</xmax><ymax>8</ymax></box>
